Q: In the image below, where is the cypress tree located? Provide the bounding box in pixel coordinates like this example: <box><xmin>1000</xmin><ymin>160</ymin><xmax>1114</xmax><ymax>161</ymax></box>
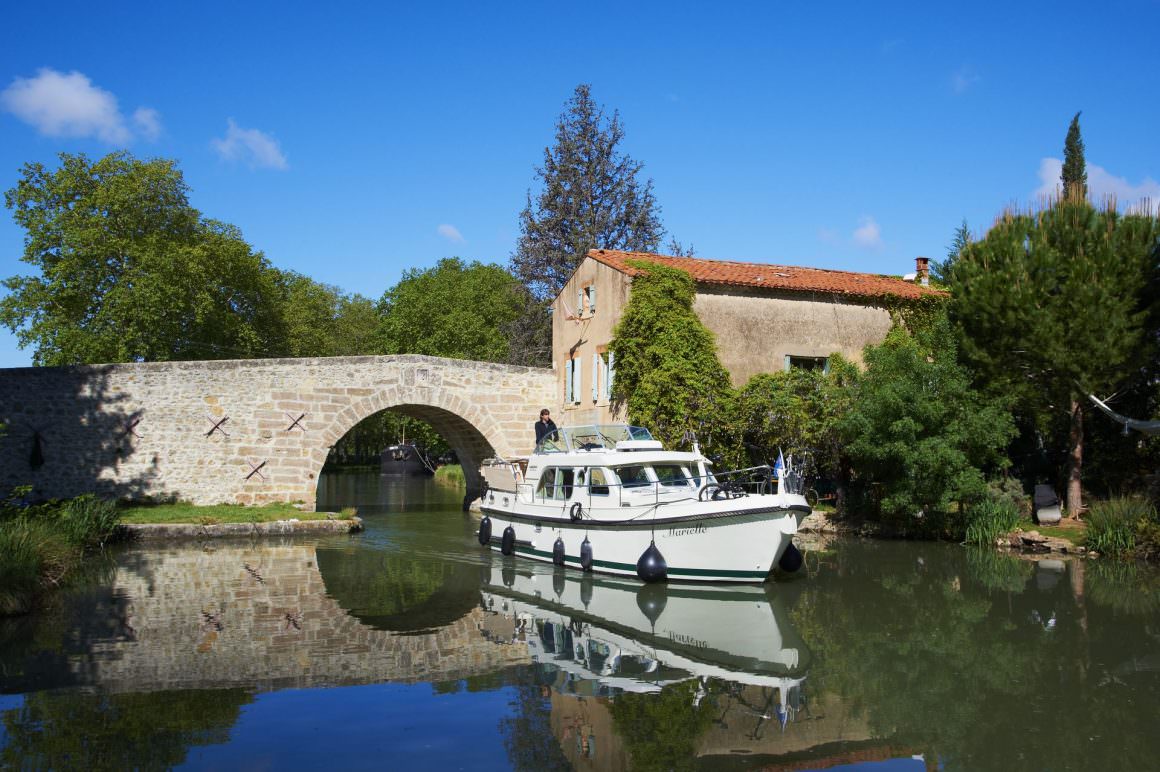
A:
<box><xmin>1061</xmin><ymin>112</ymin><xmax>1087</xmax><ymax>199</ymax></box>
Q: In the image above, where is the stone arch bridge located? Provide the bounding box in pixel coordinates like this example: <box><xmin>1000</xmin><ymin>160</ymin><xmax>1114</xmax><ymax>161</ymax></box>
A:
<box><xmin>0</xmin><ymin>355</ymin><xmax>555</xmax><ymax>509</ymax></box>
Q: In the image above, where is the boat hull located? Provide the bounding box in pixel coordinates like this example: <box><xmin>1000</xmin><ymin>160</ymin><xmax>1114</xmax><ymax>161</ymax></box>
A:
<box><xmin>478</xmin><ymin>501</ymin><xmax>804</xmax><ymax>582</ymax></box>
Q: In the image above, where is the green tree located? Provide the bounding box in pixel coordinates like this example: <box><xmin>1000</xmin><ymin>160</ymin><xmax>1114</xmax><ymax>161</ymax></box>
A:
<box><xmin>839</xmin><ymin>315</ymin><xmax>1015</xmax><ymax>530</ymax></box>
<box><xmin>511</xmin><ymin>84</ymin><xmax>666</xmax><ymax>364</ymax></box>
<box><xmin>1062</xmin><ymin>111</ymin><xmax>1087</xmax><ymax>198</ymax></box>
<box><xmin>376</xmin><ymin>257</ymin><xmax>525</xmax><ymax>362</ymax></box>
<box><xmin>933</xmin><ymin>219</ymin><xmax>971</xmax><ymax>284</ymax></box>
<box><xmin>735</xmin><ymin>357</ymin><xmax>858</xmax><ymax>502</ymax></box>
<box><xmin>1</xmin><ymin>152</ymin><xmax>284</xmax><ymax>364</ymax></box>
<box><xmin>276</xmin><ymin>271</ymin><xmax>379</xmax><ymax>358</ymax></box>
<box><xmin>947</xmin><ymin>199</ymin><xmax>1159</xmax><ymax>515</ymax></box>
<box><xmin>609</xmin><ymin>261</ymin><xmax>736</xmax><ymax>460</ymax></box>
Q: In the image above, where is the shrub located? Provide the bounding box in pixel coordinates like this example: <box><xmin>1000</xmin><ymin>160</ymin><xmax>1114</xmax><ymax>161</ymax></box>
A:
<box><xmin>986</xmin><ymin>476</ymin><xmax>1030</xmax><ymax>518</ymax></box>
<box><xmin>1085</xmin><ymin>496</ymin><xmax>1157</xmax><ymax>556</ymax></box>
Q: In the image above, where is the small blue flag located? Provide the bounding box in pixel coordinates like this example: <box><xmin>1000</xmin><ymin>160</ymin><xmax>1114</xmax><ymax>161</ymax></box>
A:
<box><xmin>773</xmin><ymin>450</ymin><xmax>785</xmax><ymax>479</ymax></box>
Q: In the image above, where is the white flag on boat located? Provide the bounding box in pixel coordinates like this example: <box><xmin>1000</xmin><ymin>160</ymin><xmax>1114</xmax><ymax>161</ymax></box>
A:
<box><xmin>773</xmin><ymin>450</ymin><xmax>785</xmax><ymax>479</ymax></box>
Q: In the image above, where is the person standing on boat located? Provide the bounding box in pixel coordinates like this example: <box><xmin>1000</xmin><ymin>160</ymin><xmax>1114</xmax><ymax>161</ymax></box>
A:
<box><xmin>534</xmin><ymin>409</ymin><xmax>557</xmax><ymax>445</ymax></box>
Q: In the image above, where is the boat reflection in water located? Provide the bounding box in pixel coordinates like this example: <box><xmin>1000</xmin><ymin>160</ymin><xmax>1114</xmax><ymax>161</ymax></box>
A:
<box><xmin>481</xmin><ymin>562</ymin><xmax>807</xmax><ymax>691</ymax></box>
<box><xmin>479</xmin><ymin>558</ymin><xmax>813</xmax><ymax>767</ymax></box>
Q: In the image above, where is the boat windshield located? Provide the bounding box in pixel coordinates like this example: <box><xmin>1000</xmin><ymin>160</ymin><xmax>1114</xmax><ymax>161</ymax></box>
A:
<box><xmin>535</xmin><ymin>425</ymin><xmax>654</xmax><ymax>454</ymax></box>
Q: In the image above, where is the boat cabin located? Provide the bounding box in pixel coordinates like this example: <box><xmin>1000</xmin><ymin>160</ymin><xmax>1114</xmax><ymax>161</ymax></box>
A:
<box><xmin>481</xmin><ymin>425</ymin><xmax>719</xmax><ymax>508</ymax></box>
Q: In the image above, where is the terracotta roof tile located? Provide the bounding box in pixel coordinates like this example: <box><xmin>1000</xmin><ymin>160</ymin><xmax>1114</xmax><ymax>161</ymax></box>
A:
<box><xmin>588</xmin><ymin>249</ymin><xmax>945</xmax><ymax>301</ymax></box>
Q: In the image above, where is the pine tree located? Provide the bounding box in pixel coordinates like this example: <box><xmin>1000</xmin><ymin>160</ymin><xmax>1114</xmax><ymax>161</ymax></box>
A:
<box><xmin>933</xmin><ymin>219</ymin><xmax>970</xmax><ymax>283</ymax></box>
<box><xmin>512</xmin><ymin>85</ymin><xmax>665</xmax><ymax>302</ymax></box>
<box><xmin>947</xmin><ymin>199</ymin><xmax>1160</xmax><ymax>516</ymax></box>
<box><xmin>1061</xmin><ymin>112</ymin><xmax>1087</xmax><ymax>199</ymax></box>
<box><xmin>506</xmin><ymin>86</ymin><xmax>666</xmax><ymax>366</ymax></box>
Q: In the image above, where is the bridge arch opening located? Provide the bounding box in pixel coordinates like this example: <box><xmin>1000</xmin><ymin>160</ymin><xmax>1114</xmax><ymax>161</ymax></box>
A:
<box><xmin>312</xmin><ymin>398</ymin><xmax>507</xmax><ymax>510</ymax></box>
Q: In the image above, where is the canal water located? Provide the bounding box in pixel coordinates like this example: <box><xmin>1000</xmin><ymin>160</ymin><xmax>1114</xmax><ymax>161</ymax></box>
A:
<box><xmin>2</xmin><ymin>473</ymin><xmax>1159</xmax><ymax>770</ymax></box>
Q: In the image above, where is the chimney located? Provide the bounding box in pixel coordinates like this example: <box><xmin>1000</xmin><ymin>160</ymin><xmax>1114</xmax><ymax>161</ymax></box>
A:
<box><xmin>915</xmin><ymin>256</ymin><xmax>930</xmax><ymax>286</ymax></box>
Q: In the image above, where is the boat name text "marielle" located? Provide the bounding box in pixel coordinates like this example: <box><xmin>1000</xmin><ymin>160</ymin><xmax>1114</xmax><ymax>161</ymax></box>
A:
<box><xmin>666</xmin><ymin>524</ymin><xmax>708</xmax><ymax>537</ymax></box>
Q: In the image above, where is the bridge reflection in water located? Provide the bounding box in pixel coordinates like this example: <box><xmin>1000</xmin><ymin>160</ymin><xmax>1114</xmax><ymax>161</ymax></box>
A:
<box><xmin>0</xmin><ymin>506</ymin><xmax>898</xmax><ymax>769</ymax></box>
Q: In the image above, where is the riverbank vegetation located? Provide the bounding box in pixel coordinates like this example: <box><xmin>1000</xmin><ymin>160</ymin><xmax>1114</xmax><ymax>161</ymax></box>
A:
<box><xmin>433</xmin><ymin>464</ymin><xmax>465</xmax><ymax>487</ymax></box>
<box><xmin>116</xmin><ymin>501</ymin><xmax>352</xmax><ymax>525</ymax></box>
<box><xmin>0</xmin><ymin>492</ymin><xmax>120</xmax><ymax>615</ymax></box>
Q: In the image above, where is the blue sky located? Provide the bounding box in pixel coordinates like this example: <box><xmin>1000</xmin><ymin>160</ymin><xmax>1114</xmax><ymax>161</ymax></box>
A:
<box><xmin>1</xmin><ymin>0</ymin><xmax>1158</xmax><ymax>368</ymax></box>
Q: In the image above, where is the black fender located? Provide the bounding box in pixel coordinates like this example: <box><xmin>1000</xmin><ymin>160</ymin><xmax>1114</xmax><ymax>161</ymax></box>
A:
<box><xmin>579</xmin><ymin>537</ymin><xmax>593</xmax><ymax>572</ymax></box>
<box><xmin>501</xmin><ymin>525</ymin><xmax>516</xmax><ymax>556</ymax></box>
<box><xmin>477</xmin><ymin>516</ymin><xmax>492</xmax><ymax>546</ymax></box>
<box><xmin>552</xmin><ymin>536</ymin><xmax>566</xmax><ymax>566</ymax></box>
<box><xmin>778</xmin><ymin>542</ymin><xmax>803</xmax><ymax>573</ymax></box>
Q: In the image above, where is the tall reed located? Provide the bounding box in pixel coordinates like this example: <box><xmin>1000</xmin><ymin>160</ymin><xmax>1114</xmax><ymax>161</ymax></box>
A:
<box><xmin>1085</xmin><ymin>496</ymin><xmax>1156</xmax><ymax>556</ymax></box>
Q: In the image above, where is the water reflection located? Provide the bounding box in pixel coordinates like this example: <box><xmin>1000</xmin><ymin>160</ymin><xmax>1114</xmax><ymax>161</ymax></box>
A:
<box><xmin>479</xmin><ymin>562</ymin><xmax>812</xmax><ymax>771</ymax></box>
<box><xmin>2</xmin><ymin>476</ymin><xmax>1160</xmax><ymax>770</ymax></box>
<box><xmin>479</xmin><ymin>561</ymin><xmax>808</xmax><ymax>694</ymax></box>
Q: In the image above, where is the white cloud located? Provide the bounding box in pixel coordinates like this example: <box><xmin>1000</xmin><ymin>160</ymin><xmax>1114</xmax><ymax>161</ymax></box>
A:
<box><xmin>0</xmin><ymin>68</ymin><xmax>160</xmax><ymax>144</ymax></box>
<box><xmin>951</xmin><ymin>66</ymin><xmax>979</xmax><ymax>94</ymax></box>
<box><xmin>132</xmin><ymin>107</ymin><xmax>161</xmax><ymax>141</ymax></box>
<box><xmin>1035</xmin><ymin>157</ymin><xmax>1160</xmax><ymax>208</ymax></box>
<box><xmin>437</xmin><ymin>224</ymin><xmax>465</xmax><ymax>243</ymax></box>
<box><xmin>852</xmin><ymin>216</ymin><xmax>884</xmax><ymax>249</ymax></box>
<box><xmin>211</xmin><ymin>119</ymin><xmax>288</xmax><ymax>170</ymax></box>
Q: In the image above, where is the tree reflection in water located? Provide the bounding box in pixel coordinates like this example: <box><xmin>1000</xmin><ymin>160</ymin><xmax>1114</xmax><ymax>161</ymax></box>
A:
<box><xmin>1</xmin><ymin>688</ymin><xmax>252</xmax><ymax>770</ymax></box>
<box><xmin>788</xmin><ymin>541</ymin><xmax>1160</xmax><ymax>771</ymax></box>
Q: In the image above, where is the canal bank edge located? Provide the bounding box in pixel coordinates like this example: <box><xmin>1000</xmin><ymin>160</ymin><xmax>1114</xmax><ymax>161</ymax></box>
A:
<box><xmin>797</xmin><ymin>511</ymin><xmax>1092</xmax><ymax>559</ymax></box>
<box><xmin>120</xmin><ymin>516</ymin><xmax>363</xmax><ymax>540</ymax></box>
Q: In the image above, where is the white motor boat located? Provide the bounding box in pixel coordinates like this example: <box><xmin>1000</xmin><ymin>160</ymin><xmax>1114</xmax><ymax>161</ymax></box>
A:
<box><xmin>479</xmin><ymin>560</ymin><xmax>809</xmax><ymax>696</ymax></box>
<box><xmin>478</xmin><ymin>425</ymin><xmax>811</xmax><ymax>583</ymax></box>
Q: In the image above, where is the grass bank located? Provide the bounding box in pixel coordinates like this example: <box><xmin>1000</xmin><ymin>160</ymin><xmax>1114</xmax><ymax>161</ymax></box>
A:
<box><xmin>117</xmin><ymin>502</ymin><xmax>355</xmax><ymax>525</ymax></box>
<box><xmin>434</xmin><ymin>464</ymin><xmax>465</xmax><ymax>486</ymax></box>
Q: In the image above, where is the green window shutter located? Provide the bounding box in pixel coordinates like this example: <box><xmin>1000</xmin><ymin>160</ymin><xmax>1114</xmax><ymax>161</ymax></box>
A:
<box><xmin>783</xmin><ymin>355</ymin><xmax>791</xmax><ymax>372</ymax></box>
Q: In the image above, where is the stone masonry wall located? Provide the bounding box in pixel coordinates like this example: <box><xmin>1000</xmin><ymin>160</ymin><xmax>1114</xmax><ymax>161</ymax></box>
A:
<box><xmin>0</xmin><ymin>355</ymin><xmax>555</xmax><ymax>509</ymax></box>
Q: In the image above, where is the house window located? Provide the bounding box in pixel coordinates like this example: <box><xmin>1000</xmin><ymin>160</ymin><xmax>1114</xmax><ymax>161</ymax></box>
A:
<box><xmin>593</xmin><ymin>347</ymin><xmax>614</xmax><ymax>403</ymax></box>
<box><xmin>575</xmin><ymin>284</ymin><xmax>597</xmax><ymax>319</ymax></box>
<box><xmin>784</xmin><ymin>355</ymin><xmax>830</xmax><ymax>373</ymax></box>
<box><xmin>564</xmin><ymin>355</ymin><xmax>581</xmax><ymax>404</ymax></box>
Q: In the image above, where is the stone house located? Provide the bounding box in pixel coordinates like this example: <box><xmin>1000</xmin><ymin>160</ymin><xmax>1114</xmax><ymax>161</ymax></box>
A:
<box><xmin>551</xmin><ymin>248</ymin><xmax>944</xmax><ymax>424</ymax></box>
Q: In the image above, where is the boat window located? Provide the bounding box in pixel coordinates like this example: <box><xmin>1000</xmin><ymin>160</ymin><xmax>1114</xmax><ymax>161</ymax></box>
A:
<box><xmin>653</xmin><ymin>464</ymin><xmax>690</xmax><ymax>487</ymax></box>
<box><xmin>589</xmin><ymin>468</ymin><xmax>610</xmax><ymax>496</ymax></box>
<box><xmin>615</xmin><ymin>465</ymin><xmax>650</xmax><ymax>489</ymax></box>
<box><xmin>535</xmin><ymin>430</ymin><xmax>567</xmax><ymax>454</ymax></box>
<box><xmin>536</xmin><ymin>468</ymin><xmax>575</xmax><ymax>500</ymax></box>
<box><xmin>691</xmin><ymin>461</ymin><xmax>717</xmax><ymax>488</ymax></box>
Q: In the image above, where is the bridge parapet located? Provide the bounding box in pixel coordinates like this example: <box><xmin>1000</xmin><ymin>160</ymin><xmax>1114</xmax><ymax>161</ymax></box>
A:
<box><xmin>0</xmin><ymin>355</ymin><xmax>555</xmax><ymax>508</ymax></box>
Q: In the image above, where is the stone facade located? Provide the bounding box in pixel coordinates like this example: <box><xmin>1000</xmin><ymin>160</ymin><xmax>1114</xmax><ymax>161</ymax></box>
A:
<box><xmin>553</xmin><ymin>252</ymin><xmax>939</xmax><ymax>424</ymax></box>
<box><xmin>0</xmin><ymin>354</ymin><xmax>554</xmax><ymax>509</ymax></box>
